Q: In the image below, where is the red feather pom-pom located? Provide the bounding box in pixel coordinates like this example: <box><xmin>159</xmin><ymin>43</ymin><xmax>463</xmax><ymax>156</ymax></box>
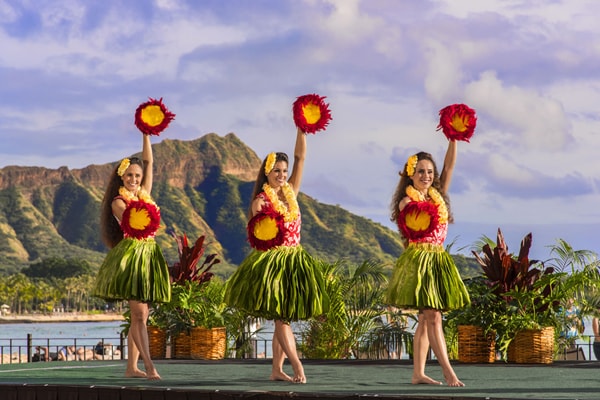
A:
<box><xmin>436</xmin><ymin>103</ymin><xmax>476</xmax><ymax>142</ymax></box>
<box><xmin>247</xmin><ymin>207</ymin><xmax>285</xmax><ymax>251</ymax></box>
<box><xmin>134</xmin><ymin>97</ymin><xmax>175</xmax><ymax>136</ymax></box>
<box><xmin>120</xmin><ymin>200</ymin><xmax>161</xmax><ymax>239</ymax></box>
<box><xmin>292</xmin><ymin>93</ymin><xmax>332</xmax><ymax>134</ymax></box>
<box><xmin>397</xmin><ymin>201</ymin><xmax>440</xmax><ymax>241</ymax></box>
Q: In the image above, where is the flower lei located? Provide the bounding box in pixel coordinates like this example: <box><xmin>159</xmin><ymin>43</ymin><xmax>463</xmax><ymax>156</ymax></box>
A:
<box><xmin>406</xmin><ymin>154</ymin><xmax>418</xmax><ymax>177</ymax></box>
<box><xmin>117</xmin><ymin>158</ymin><xmax>130</xmax><ymax>177</ymax></box>
<box><xmin>118</xmin><ymin>186</ymin><xmax>158</xmax><ymax>208</ymax></box>
<box><xmin>264</xmin><ymin>152</ymin><xmax>277</xmax><ymax>175</ymax></box>
<box><xmin>262</xmin><ymin>182</ymin><xmax>299</xmax><ymax>222</ymax></box>
<box><xmin>406</xmin><ymin>185</ymin><xmax>448</xmax><ymax>223</ymax></box>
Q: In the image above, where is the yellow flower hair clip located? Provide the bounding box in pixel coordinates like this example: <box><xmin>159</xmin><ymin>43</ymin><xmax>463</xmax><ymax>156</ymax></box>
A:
<box><xmin>264</xmin><ymin>152</ymin><xmax>277</xmax><ymax>175</ymax></box>
<box><xmin>117</xmin><ymin>158</ymin><xmax>131</xmax><ymax>177</ymax></box>
<box><xmin>406</xmin><ymin>154</ymin><xmax>418</xmax><ymax>177</ymax></box>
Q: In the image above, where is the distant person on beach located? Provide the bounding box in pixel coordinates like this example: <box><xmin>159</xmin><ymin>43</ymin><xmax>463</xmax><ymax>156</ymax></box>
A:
<box><xmin>92</xmin><ymin>130</ymin><xmax>171</xmax><ymax>380</ymax></box>
<box><xmin>224</xmin><ymin>127</ymin><xmax>329</xmax><ymax>384</ymax></box>
<box><xmin>385</xmin><ymin>140</ymin><xmax>470</xmax><ymax>387</ymax></box>
<box><xmin>32</xmin><ymin>346</ymin><xmax>76</xmax><ymax>361</ymax></box>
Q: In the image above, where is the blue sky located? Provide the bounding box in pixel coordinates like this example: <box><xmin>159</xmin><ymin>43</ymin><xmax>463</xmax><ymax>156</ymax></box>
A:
<box><xmin>1</xmin><ymin>0</ymin><xmax>600</xmax><ymax>261</ymax></box>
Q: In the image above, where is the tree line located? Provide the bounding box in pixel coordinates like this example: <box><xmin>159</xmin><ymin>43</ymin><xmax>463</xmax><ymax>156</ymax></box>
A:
<box><xmin>0</xmin><ymin>257</ymin><xmax>110</xmax><ymax>314</ymax></box>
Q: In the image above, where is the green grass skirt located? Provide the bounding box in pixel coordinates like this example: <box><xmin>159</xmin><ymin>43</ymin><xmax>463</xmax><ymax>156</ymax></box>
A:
<box><xmin>93</xmin><ymin>238</ymin><xmax>171</xmax><ymax>303</ymax></box>
<box><xmin>385</xmin><ymin>243</ymin><xmax>470</xmax><ymax>311</ymax></box>
<box><xmin>224</xmin><ymin>245</ymin><xmax>330</xmax><ymax>321</ymax></box>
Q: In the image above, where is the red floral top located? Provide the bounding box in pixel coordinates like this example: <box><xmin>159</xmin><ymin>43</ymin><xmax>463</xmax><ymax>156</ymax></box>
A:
<box><xmin>411</xmin><ymin>221</ymin><xmax>447</xmax><ymax>246</ymax></box>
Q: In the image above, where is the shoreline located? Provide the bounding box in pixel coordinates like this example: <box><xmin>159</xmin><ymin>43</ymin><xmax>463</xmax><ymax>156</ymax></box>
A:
<box><xmin>0</xmin><ymin>313</ymin><xmax>124</xmax><ymax>324</ymax></box>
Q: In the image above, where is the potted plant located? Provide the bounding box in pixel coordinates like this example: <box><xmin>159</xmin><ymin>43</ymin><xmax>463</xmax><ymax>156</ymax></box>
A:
<box><xmin>152</xmin><ymin>231</ymin><xmax>221</xmax><ymax>359</ymax></box>
<box><xmin>466</xmin><ymin>228</ymin><xmax>597</xmax><ymax>363</ymax></box>
<box><xmin>445</xmin><ymin>276</ymin><xmax>502</xmax><ymax>363</ymax></box>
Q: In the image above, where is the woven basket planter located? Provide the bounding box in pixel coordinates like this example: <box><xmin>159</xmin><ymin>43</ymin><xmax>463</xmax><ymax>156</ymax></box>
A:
<box><xmin>172</xmin><ymin>331</ymin><xmax>192</xmax><ymax>359</ymax></box>
<box><xmin>508</xmin><ymin>327</ymin><xmax>554</xmax><ymax>364</ymax></box>
<box><xmin>147</xmin><ymin>326</ymin><xmax>167</xmax><ymax>360</ymax></box>
<box><xmin>457</xmin><ymin>325</ymin><xmax>496</xmax><ymax>363</ymax></box>
<box><xmin>190</xmin><ymin>326</ymin><xmax>226</xmax><ymax>360</ymax></box>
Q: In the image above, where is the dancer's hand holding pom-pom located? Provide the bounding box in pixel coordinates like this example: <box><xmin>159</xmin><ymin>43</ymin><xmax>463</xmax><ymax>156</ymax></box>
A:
<box><xmin>134</xmin><ymin>97</ymin><xmax>175</xmax><ymax>136</ymax></box>
<box><xmin>436</xmin><ymin>103</ymin><xmax>476</xmax><ymax>142</ymax></box>
<box><xmin>120</xmin><ymin>201</ymin><xmax>161</xmax><ymax>240</ymax></box>
<box><xmin>397</xmin><ymin>201</ymin><xmax>440</xmax><ymax>241</ymax></box>
<box><xmin>292</xmin><ymin>93</ymin><xmax>332</xmax><ymax>134</ymax></box>
<box><xmin>247</xmin><ymin>207</ymin><xmax>285</xmax><ymax>251</ymax></box>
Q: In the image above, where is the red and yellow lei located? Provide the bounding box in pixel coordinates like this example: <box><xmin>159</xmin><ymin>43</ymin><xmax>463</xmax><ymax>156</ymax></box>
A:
<box><xmin>262</xmin><ymin>182</ymin><xmax>299</xmax><ymax>223</ymax></box>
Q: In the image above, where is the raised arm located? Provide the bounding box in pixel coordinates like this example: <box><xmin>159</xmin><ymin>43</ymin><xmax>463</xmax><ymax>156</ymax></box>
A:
<box><xmin>439</xmin><ymin>140</ymin><xmax>457</xmax><ymax>195</ymax></box>
<box><xmin>287</xmin><ymin>127</ymin><xmax>306</xmax><ymax>195</ymax></box>
<box><xmin>141</xmin><ymin>134</ymin><xmax>154</xmax><ymax>194</ymax></box>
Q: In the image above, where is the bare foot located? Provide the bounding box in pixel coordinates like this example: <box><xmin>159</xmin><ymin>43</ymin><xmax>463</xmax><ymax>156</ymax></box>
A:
<box><xmin>145</xmin><ymin>368</ymin><xmax>161</xmax><ymax>381</ymax></box>
<box><xmin>444</xmin><ymin>373</ymin><xmax>465</xmax><ymax>387</ymax></box>
<box><xmin>270</xmin><ymin>371</ymin><xmax>293</xmax><ymax>382</ymax></box>
<box><xmin>293</xmin><ymin>375</ymin><xmax>307</xmax><ymax>384</ymax></box>
<box><xmin>412</xmin><ymin>374</ymin><xmax>442</xmax><ymax>385</ymax></box>
<box><xmin>124</xmin><ymin>369</ymin><xmax>147</xmax><ymax>378</ymax></box>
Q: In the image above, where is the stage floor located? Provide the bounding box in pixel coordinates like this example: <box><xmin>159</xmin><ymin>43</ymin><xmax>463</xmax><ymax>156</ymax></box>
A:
<box><xmin>0</xmin><ymin>359</ymin><xmax>598</xmax><ymax>400</ymax></box>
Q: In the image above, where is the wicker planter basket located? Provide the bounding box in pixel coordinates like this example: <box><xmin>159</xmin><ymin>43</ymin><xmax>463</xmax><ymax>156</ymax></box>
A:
<box><xmin>190</xmin><ymin>326</ymin><xmax>227</xmax><ymax>360</ymax></box>
<box><xmin>508</xmin><ymin>327</ymin><xmax>554</xmax><ymax>364</ymax></box>
<box><xmin>172</xmin><ymin>331</ymin><xmax>192</xmax><ymax>359</ymax></box>
<box><xmin>457</xmin><ymin>325</ymin><xmax>496</xmax><ymax>363</ymax></box>
<box><xmin>147</xmin><ymin>326</ymin><xmax>167</xmax><ymax>359</ymax></box>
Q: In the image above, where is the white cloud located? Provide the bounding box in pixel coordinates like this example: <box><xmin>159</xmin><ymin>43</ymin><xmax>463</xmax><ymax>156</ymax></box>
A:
<box><xmin>465</xmin><ymin>71</ymin><xmax>571</xmax><ymax>151</ymax></box>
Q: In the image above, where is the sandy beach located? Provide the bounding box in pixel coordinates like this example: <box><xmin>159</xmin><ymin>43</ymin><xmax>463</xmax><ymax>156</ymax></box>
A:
<box><xmin>0</xmin><ymin>313</ymin><xmax>124</xmax><ymax>324</ymax></box>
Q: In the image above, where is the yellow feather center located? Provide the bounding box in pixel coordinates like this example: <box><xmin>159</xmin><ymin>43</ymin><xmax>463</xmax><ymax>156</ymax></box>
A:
<box><xmin>451</xmin><ymin>114</ymin><xmax>468</xmax><ymax>132</ymax></box>
<box><xmin>405</xmin><ymin>210</ymin><xmax>431</xmax><ymax>231</ymax></box>
<box><xmin>129</xmin><ymin>208</ymin><xmax>150</xmax><ymax>230</ymax></box>
<box><xmin>141</xmin><ymin>105</ymin><xmax>165</xmax><ymax>127</ymax></box>
<box><xmin>302</xmin><ymin>103</ymin><xmax>321</xmax><ymax>124</ymax></box>
<box><xmin>254</xmin><ymin>217</ymin><xmax>278</xmax><ymax>240</ymax></box>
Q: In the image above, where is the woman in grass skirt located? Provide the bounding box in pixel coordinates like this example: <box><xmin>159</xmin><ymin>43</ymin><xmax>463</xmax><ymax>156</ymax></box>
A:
<box><xmin>386</xmin><ymin>139</ymin><xmax>470</xmax><ymax>387</ymax></box>
<box><xmin>93</xmin><ymin>132</ymin><xmax>170</xmax><ymax>380</ymax></box>
<box><xmin>224</xmin><ymin>127</ymin><xmax>329</xmax><ymax>384</ymax></box>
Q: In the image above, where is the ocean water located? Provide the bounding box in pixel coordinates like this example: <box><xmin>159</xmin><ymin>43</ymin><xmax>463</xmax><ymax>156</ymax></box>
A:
<box><xmin>0</xmin><ymin>321</ymin><xmax>124</xmax><ymax>349</ymax></box>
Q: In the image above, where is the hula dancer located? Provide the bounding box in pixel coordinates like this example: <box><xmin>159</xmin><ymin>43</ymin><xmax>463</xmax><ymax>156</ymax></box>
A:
<box><xmin>386</xmin><ymin>104</ymin><xmax>476</xmax><ymax>387</ymax></box>
<box><xmin>93</xmin><ymin>98</ymin><xmax>174</xmax><ymax>380</ymax></box>
<box><xmin>224</xmin><ymin>95</ymin><xmax>332</xmax><ymax>384</ymax></box>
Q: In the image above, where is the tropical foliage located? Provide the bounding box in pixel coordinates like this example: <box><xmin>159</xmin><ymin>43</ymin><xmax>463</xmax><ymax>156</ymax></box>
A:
<box><xmin>300</xmin><ymin>259</ymin><xmax>413</xmax><ymax>359</ymax></box>
<box><xmin>149</xmin><ymin>232</ymin><xmax>224</xmax><ymax>335</ymax></box>
<box><xmin>448</xmin><ymin>228</ymin><xmax>600</xmax><ymax>360</ymax></box>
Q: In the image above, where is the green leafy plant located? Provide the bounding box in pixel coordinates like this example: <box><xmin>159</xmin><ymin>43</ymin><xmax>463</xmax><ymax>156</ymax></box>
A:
<box><xmin>149</xmin><ymin>231</ymin><xmax>223</xmax><ymax>336</ymax></box>
<box><xmin>300</xmin><ymin>259</ymin><xmax>413</xmax><ymax>359</ymax></box>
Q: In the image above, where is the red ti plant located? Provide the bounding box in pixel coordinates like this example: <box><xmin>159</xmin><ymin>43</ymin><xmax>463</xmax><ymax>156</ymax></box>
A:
<box><xmin>169</xmin><ymin>231</ymin><xmax>220</xmax><ymax>285</ymax></box>
<box><xmin>472</xmin><ymin>228</ymin><xmax>555</xmax><ymax>308</ymax></box>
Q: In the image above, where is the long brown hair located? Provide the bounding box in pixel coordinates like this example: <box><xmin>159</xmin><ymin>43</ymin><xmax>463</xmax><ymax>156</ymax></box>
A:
<box><xmin>100</xmin><ymin>157</ymin><xmax>145</xmax><ymax>248</ymax></box>
<box><xmin>390</xmin><ymin>151</ymin><xmax>453</xmax><ymax>226</ymax></box>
